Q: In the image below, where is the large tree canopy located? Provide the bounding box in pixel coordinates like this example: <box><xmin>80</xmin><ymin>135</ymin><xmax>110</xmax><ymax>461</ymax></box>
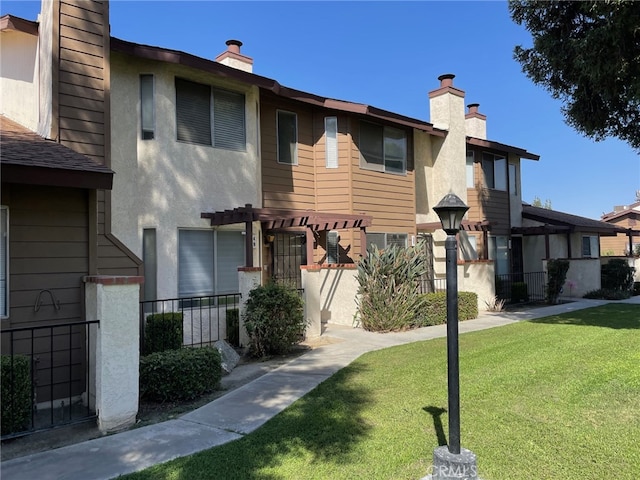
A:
<box><xmin>509</xmin><ymin>1</ymin><xmax>640</xmax><ymax>151</ymax></box>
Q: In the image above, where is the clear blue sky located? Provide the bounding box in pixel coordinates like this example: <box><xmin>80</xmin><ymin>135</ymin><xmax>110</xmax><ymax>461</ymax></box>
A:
<box><xmin>3</xmin><ymin>1</ymin><xmax>639</xmax><ymax>219</ymax></box>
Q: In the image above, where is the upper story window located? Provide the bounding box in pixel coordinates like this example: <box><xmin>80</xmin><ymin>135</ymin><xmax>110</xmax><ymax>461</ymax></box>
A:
<box><xmin>277</xmin><ymin>110</ymin><xmax>298</xmax><ymax>165</ymax></box>
<box><xmin>482</xmin><ymin>152</ymin><xmax>507</xmax><ymax>191</ymax></box>
<box><xmin>360</xmin><ymin>121</ymin><xmax>407</xmax><ymax>174</ymax></box>
<box><xmin>1</xmin><ymin>206</ymin><xmax>8</xmax><ymax>318</ymax></box>
<box><xmin>140</xmin><ymin>74</ymin><xmax>155</xmax><ymax>140</ymax></box>
<box><xmin>325</xmin><ymin>116</ymin><xmax>338</xmax><ymax>168</ymax></box>
<box><xmin>175</xmin><ymin>78</ymin><xmax>246</xmax><ymax>150</ymax></box>
<box><xmin>509</xmin><ymin>163</ymin><xmax>518</xmax><ymax>196</ymax></box>
<box><xmin>466</xmin><ymin>151</ymin><xmax>475</xmax><ymax>188</ymax></box>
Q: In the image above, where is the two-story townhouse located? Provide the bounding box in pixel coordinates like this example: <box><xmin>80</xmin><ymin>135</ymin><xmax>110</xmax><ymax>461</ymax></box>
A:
<box><xmin>600</xmin><ymin>201</ymin><xmax>640</xmax><ymax>256</ymax></box>
<box><xmin>1</xmin><ymin>2</ymin><xmax>142</xmax><ymax>434</ymax></box>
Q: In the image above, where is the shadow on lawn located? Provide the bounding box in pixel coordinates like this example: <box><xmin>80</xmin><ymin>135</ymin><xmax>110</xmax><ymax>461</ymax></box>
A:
<box><xmin>530</xmin><ymin>304</ymin><xmax>640</xmax><ymax>329</ymax></box>
<box><xmin>152</xmin><ymin>363</ymin><xmax>375</xmax><ymax>479</ymax></box>
<box><xmin>423</xmin><ymin>406</ymin><xmax>448</xmax><ymax>447</ymax></box>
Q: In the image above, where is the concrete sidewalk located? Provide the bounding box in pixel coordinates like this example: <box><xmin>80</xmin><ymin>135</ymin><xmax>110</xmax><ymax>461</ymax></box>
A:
<box><xmin>1</xmin><ymin>297</ymin><xmax>636</xmax><ymax>480</ymax></box>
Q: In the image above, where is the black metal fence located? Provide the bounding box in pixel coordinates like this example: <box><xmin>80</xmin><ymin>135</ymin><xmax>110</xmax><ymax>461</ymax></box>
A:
<box><xmin>495</xmin><ymin>271</ymin><xmax>546</xmax><ymax>303</ymax></box>
<box><xmin>1</xmin><ymin>320</ymin><xmax>99</xmax><ymax>439</ymax></box>
<box><xmin>140</xmin><ymin>293</ymin><xmax>241</xmax><ymax>352</ymax></box>
<box><xmin>418</xmin><ymin>277</ymin><xmax>447</xmax><ymax>294</ymax></box>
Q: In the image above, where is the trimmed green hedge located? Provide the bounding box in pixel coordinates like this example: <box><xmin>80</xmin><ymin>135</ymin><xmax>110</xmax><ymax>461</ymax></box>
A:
<box><xmin>1</xmin><ymin>355</ymin><xmax>32</xmax><ymax>436</ymax></box>
<box><xmin>415</xmin><ymin>291</ymin><xmax>478</xmax><ymax>327</ymax></box>
<box><xmin>143</xmin><ymin>312</ymin><xmax>183</xmax><ymax>355</ymax></box>
<box><xmin>139</xmin><ymin>347</ymin><xmax>222</xmax><ymax>403</ymax></box>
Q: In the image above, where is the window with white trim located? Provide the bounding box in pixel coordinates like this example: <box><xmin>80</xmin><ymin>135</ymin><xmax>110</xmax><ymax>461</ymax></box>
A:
<box><xmin>143</xmin><ymin>229</ymin><xmax>157</xmax><ymax>301</ymax></box>
<box><xmin>0</xmin><ymin>206</ymin><xmax>7</xmax><ymax>317</ymax></box>
<box><xmin>277</xmin><ymin>110</ymin><xmax>298</xmax><ymax>165</ymax></box>
<box><xmin>360</xmin><ymin>121</ymin><xmax>407</xmax><ymax>174</ymax></box>
<box><xmin>325</xmin><ymin>116</ymin><xmax>338</xmax><ymax>168</ymax></box>
<box><xmin>466</xmin><ymin>151</ymin><xmax>475</xmax><ymax>188</ymax></box>
<box><xmin>178</xmin><ymin>230</ymin><xmax>245</xmax><ymax>297</ymax></box>
<box><xmin>489</xmin><ymin>235</ymin><xmax>509</xmax><ymax>275</ymax></box>
<box><xmin>366</xmin><ymin>232</ymin><xmax>408</xmax><ymax>251</ymax></box>
<box><xmin>482</xmin><ymin>152</ymin><xmax>507</xmax><ymax>191</ymax></box>
<box><xmin>460</xmin><ymin>234</ymin><xmax>478</xmax><ymax>261</ymax></box>
<box><xmin>582</xmin><ymin>236</ymin><xmax>599</xmax><ymax>258</ymax></box>
<box><xmin>140</xmin><ymin>74</ymin><xmax>155</xmax><ymax>140</ymax></box>
<box><xmin>508</xmin><ymin>162</ymin><xmax>518</xmax><ymax>196</ymax></box>
<box><xmin>175</xmin><ymin>78</ymin><xmax>246</xmax><ymax>150</ymax></box>
<box><xmin>326</xmin><ymin>231</ymin><xmax>339</xmax><ymax>264</ymax></box>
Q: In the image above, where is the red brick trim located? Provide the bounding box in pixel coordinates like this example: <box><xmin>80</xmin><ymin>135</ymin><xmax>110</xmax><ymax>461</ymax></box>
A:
<box><xmin>300</xmin><ymin>265</ymin><xmax>322</xmax><ymax>271</ymax></box>
<box><xmin>84</xmin><ymin>276</ymin><xmax>144</xmax><ymax>285</ymax></box>
<box><xmin>320</xmin><ymin>264</ymin><xmax>357</xmax><ymax>269</ymax></box>
<box><xmin>428</xmin><ymin>86</ymin><xmax>465</xmax><ymax>99</ymax></box>
<box><xmin>237</xmin><ymin>266</ymin><xmax>262</xmax><ymax>272</ymax></box>
<box><xmin>457</xmin><ymin>259</ymin><xmax>493</xmax><ymax>265</ymax></box>
<box><xmin>465</xmin><ymin>112</ymin><xmax>487</xmax><ymax>120</ymax></box>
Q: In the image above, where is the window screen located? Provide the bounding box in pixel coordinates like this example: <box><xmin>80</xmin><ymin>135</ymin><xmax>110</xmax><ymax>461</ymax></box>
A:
<box><xmin>327</xmin><ymin>231</ymin><xmax>339</xmax><ymax>264</ymax></box>
<box><xmin>213</xmin><ymin>89</ymin><xmax>245</xmax><ymax>150</ymax></box>
<box><xmin>325</xmin><ymin>116</ymin><xmax>338</xmax><ymax>168</ymax></box>
<box><xmin>178</xmin><ymin>230</ymin><xmax>214</xmax><ymax>297</ymax></box>
<box><xmin>140</xmin><ymin>75</ymin><xmax>155</xmax><ymax>140</ymax></box>
<box><xmin>360</xmin><ymin>121</ymin><xmax>384</xmax><ymax>171</ymax></box>
<box><xmin>277</xmin><ymin>110</ymin><xmax>298</xmax><ymax>164</ymax></box>
<box><xmin>176</xmin><ymin>78</ymin><xmax>212</xmax><ymax>145</ymax></box>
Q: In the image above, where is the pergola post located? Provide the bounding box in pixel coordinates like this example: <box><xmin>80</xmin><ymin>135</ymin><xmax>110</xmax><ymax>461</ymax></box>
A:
<box><xmin>305</xmin><ymin>228</ymin><xmax>314</xmax><ymax>265</ymax></box>
<box><xmin>360</xmin><ymin>227</ymin><xmax>367</xmax><ymax>255</ymax></box>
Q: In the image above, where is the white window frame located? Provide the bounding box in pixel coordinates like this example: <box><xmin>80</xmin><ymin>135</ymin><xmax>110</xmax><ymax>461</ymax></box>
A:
<box><xmin>466</xmin><ymin>151</ymin><xmax>475</xmax><ymax>188</ymax></box>
<box><xmin>508</xmin><ymin>162</ymin><xmax>518</xmax><ymax>196</ymax></box>
<box><xmin>366</xmin><ymin>232</ymin><xmax>408</xmax><ymax>251</ymax></box>
<box><xmin>460</xmin><ymin>233</ymin><xmax>478</xmax><ymax>261</ymax></box>
<box><xmin>482</xmin><ymin>152</ymin><xmax>507</xmax><ymax>191</ymax></box>
<box><xmin>326</xmin><ymin>230</ymin><xmax>339</xmax><ymax>264</ymax></box>
<box><xmin>359</xmin><ymin>121</ymin><xmax>407</xmax><ymax>175</ymax></box>
<box><xmin>140</xmin><ymin>74</ymin><xmax>155</xmax><ymax>140</ymax></box>
<box><xmin>1</xmin><ymin>206</ymin><xmax>8</xmax><ymax>318</ymax></box>
<box><xmin>582</xmin><ymin>235</ymin><xmax>599</xmax><ymax>258</ymax></box>
<box><xmin>325</xmin><ymin>116</ymin><xmax>338</xmax><ymax>168</ymax></box>
<box><xmin>175</xmin><ymin>77</ymin><xmax>246</xmax><ymax>151</ymax></box>
<box><xmin>277</xmin><ymin>110</ymin><xmax>298</xmax><ymax>165</ymax></box>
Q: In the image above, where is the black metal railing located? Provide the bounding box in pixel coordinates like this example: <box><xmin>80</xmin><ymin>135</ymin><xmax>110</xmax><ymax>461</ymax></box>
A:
<box><xmin>495</xmin><ymin>271</ymin><xmax>546</xmax><ymax>303</ymax></box>
<box><xmin>140</xmin><ymin>293</ymin><xmax>241</xmax><ymax>352</ymax></box>
<box><xmin>418</xmin><ymin>277</ymin><xmax>447</xmax><ymax>294</ymax></box>
<box><xmin>1</xmin><ymin>320</ymin><xmax>99</xmax><ymax>439</ymax></box>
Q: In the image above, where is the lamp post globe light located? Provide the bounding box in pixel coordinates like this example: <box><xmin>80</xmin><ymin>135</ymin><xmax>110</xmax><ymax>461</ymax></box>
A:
<box><xmin>430</xmin><ymin>193</ymin><xmax>479</xmax><ymax>480</ymax></box>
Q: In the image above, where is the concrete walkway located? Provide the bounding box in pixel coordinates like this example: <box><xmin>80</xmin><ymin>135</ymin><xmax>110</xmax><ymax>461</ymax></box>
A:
<box><xmin>2</xmin><ymin>297</ymin><xmax>638</xmax><ymax>480</ymax></box>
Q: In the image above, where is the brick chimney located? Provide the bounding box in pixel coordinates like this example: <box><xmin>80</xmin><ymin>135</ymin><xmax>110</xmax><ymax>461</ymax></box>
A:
<box><xmin>465</xmin><ymin>103</ymin><xmax>486</xmax><ymax>140</ymax></box>
<box><xmin>215</xmin><ymin>39</ymin><xmax>253</xmax><ymax>73</ymax></box>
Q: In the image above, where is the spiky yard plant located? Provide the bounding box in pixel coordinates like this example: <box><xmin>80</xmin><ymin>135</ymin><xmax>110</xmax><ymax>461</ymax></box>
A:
<box><xmin>355</xmin><ymin>243</ymin><xmax>428</xmax><ymax>332</ymax></box>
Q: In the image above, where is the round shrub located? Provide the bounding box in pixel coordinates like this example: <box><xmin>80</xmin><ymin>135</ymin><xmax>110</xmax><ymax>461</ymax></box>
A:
<box><xmin>143</xmin><ymin>312</ymin><xmax>183</xmax><ymax>355</ymax></box>
<box><xmin>243</xmin><ymin>282</ymin><xmax>306</xmax><ymax>357</ymax></box>
<box><xmin>139</xmin><ymin>346</ymin><xmax>222</xmax><ymax>402</ymax></box>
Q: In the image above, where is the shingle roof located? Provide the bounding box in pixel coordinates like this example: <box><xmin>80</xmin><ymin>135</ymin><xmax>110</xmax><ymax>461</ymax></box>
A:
<box><xmin>521</xmin><ymin>204</ymin><xmax>625</xmax><ymax>234</ymax></box>
<box><xmin>1</xmin><ymin>116</ymin><xmax>114</xmax><ymax>189</ymax></box>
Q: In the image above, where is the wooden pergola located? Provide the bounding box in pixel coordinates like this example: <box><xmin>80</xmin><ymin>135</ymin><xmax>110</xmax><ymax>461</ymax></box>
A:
<box><xmin>201</xmin><ymin>204</ymin><xmax>372</xmax><ymax>267</ymax></box>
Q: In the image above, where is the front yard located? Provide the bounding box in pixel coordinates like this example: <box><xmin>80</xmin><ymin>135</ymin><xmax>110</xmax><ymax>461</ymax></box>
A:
<box><xmin>123</xmin><ymin>304</ymin><xmax>640</xmax><ymax>480</ymax></box>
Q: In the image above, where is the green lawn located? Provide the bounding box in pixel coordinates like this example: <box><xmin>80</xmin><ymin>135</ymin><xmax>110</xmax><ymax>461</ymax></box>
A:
<box><xmin>124</xmin><ymin>304</ymin><xmax>640</xmax><ymax>480</ymax></box>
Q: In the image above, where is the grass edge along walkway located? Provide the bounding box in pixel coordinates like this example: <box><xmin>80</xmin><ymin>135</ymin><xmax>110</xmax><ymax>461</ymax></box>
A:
<box><xmin>123</xmin><ymin>303</ymin><xmax>640</xmax><ymax>480</ymax></box>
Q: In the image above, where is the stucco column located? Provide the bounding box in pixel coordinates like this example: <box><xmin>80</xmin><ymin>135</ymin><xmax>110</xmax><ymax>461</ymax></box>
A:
<box><xmin>238</xmin><ymin>267</ymin><xmax>262</xmax><ymax>347</ymax></box>
<box><xmin>301</xmin><ymin>266</ymin><xmax>322</xmax><ymax>337</ymax></box>
<box><xmin>84</xmin><ymin>275</ymin><xmax>143</xmax><ymax>434</ymax></box>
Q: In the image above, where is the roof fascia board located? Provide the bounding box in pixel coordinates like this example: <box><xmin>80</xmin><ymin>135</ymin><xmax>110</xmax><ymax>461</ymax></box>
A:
<box><xmin>0</xmin><ymin>14</ymin><xmax>38</xmax><ymax>35</ymax></box>
<box><xmin>1</xmin><ymin>163</ymin><xmax>113</xmax><ymax>189</ymax></box>
<box><xmin>467</xmin><ymin>136</ymin><xmax>539</xmax><ymax>160</ymax></box>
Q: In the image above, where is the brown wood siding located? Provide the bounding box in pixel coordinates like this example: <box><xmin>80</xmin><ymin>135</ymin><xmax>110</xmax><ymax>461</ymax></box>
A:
<box><xmin>2</xmin><ymin>184</ymin><xmax>88</xmax><ymax>327</ymax></box>
<box><xmin>261</xmin><ymin>101</ymin><xmax>317</xmax><ymax>210</ymax></box>
<box><xmin>467</xmin><ymin>154</ymin><xmax>510</xmax><ymax>236</ymax></box>
<box><xmin>600</xmin><ymin>217</ymin><xmax>637</xmax><ymax>255</ymax></box>
<box><xmin>350</xmin><ymin>118</ymin><xmax>416</xmax><ymax>240</ymax></box>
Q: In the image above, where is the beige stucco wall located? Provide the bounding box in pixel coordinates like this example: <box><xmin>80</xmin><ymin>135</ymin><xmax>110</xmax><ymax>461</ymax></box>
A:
<box><xmin>465</xmin><ymin>117</ymin><xmax>486</xmax><ymax>140</ymax></box>
<box><xmin>318</xmin><ymin>266</ymin><xmax>359</xmax><ymax>327</ymax></box>
<box><xmin>543</xmin><ymin>258</ymin><xmax>600</xmax><ymax>298</ymax></box>
<box><xmin>110</xmin><ymin>53</ymin><xmax>261</xmax><ymax>299</ymax></box>
<box><xmin>0</xmin><ymin>29</ymin><xmax>39</xmax><ymax>131</ymax></box>
<box><xmin>457</xmin><ymin>261</ymin><xmax>496</xmax><ymax>310</ymax></box>
<box><xmin>414</xmin><ymin>129</ymin><xmax>434</xmax><ymax>222</ymax></box>
<box><xmin>85</xmin><ymin>279</ymin><xmax>140</xmax><ymax>433</ymax></box>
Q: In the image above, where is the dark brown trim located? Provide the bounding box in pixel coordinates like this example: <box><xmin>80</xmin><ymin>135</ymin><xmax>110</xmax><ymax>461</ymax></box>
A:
<box><xmin>103</xmin><ymin>232</ymin><xmax>144</xmax><ymax>276</ymax></box>
<box><xmin>1</xmin><ymin>163</ymin><xmax>113</xmax><ymax>189</ymax></box>
<box><xmin>111</xmin><ymin>37</ymin><xmax>445</xmax><ymax>136</ymax></box>
<box><xmin>417</xmin><ymin>220</ymin><xmax>492</xmax><ymax>232</ymax></box>
<box><xmin>428</xmin><ymin>85</ymin><xmax>465</xmax><ymax>99</ymax></box>
<box><xmin>467</xmin><ymin>136</ymin><xmax>539</xmax><ymax>161</ymax></box>
<box><xmin>52</xmin><ymin>0</ymin><xmax>60</xmax><ymax>142</ymax></box>
<box><xmin>84</xmin><ymin>275</ymin><xmax>145</xmax><ymax>285</ymax></box>
<box><xmin>88</xmin><ymin>189</ymin><xmax>98</xmax><ymax>275</ymax></box>
<box><xmin>0</xmin><ymin>14</ymin><xmax>38</xmax><ymax>35</ymax></box>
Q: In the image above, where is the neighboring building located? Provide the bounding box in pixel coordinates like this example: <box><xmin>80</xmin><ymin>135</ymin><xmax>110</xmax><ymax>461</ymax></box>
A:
<box><xmin>600</xmin><ymin>201</ymin><xmax>640</xmax><ymax>256</ymax></box>
<box><xmin>1</xmin><ymin>2</ymin><xmax>141</xmax><ymax>434</ymax></box>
